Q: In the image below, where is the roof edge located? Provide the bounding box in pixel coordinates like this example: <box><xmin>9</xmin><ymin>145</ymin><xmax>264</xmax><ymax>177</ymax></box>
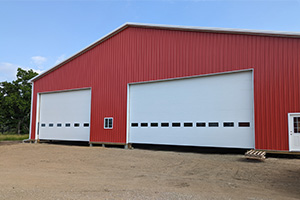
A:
<box><xmin>127</xmin><ymin>22</ymin><xmax>300</xmax><ymax>37</ymax></box>
<box><xmin>30</xmin><ymin>22</ymin><xmax>300</xmax><ymax>82</ymax></box>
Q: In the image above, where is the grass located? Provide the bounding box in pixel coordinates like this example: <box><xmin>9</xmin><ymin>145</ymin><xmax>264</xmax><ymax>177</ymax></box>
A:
<box><xmin>0</xmin><ymin>134</ymin><xmax>29</xmax><ymax>141</ymax></box>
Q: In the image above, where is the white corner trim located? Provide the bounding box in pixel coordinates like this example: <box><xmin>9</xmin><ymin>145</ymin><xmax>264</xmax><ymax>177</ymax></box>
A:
<box><xmin>29</xmin><ymin>82</ymin><xmax>34</xmax><ymax>139</ymax></box>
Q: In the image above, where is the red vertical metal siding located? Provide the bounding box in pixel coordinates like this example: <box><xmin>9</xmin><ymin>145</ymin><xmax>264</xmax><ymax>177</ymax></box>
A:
<box><xmin>30</xmin><ymin>27</ymin><xmax>300</xmax><ymax>151</ymax></box>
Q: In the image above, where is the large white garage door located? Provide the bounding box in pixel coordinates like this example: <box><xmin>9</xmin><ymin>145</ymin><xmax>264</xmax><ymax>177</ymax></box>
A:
<box><xmin>128</xmin><ymin>71</ymin><xmax>254</xmax><ymax>148</ymax></box>
<box><xmin>38</xmin><ymin>89</ymin><xmax>91</xmax><ymax>141</ymax></box>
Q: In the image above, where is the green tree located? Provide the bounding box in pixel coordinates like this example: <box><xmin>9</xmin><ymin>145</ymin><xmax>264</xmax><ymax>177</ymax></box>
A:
<box><xmin>0</xmin><ymin>68</ymin><xmax>38</xmax><ymax>134</ymax></box>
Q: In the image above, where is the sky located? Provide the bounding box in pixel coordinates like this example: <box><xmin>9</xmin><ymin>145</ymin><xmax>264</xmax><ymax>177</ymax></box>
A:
<box><xmin>1</xmin><ymin>0</ymin><xmax>300</xmax><ymax>82</ymax></box>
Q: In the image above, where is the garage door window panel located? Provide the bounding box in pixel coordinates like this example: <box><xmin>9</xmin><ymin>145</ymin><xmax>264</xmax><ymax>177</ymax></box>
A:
<box><xmin>151</xmin><ymin>122</ymin><xmax>158</xmax><ymax>127</ymax></box>
<box><xmin>239</xmin><ymin>122</ymin><xmax>250</xmax><ymax>127</ymax></box>
<box><xmin>223</xmin><ymin>122</ymin><xmax>234</xmax><ymax>127</ymax></box>
<box><xmin>184</xmin><ymin>122</ymin><xmax>193</xmax><ymax>127</ymax></box>
<box><xmin>161</xmin><ymin>122</ymin><xmax>169</xmax><ymax>127</ymax></box>
<box><xmin>196</xmin><ymin>122</ymin><xmax>206</xmax><ymax>127</ymax></box>
<box><xmin>83</xmin><ymin>123</ymin><xmax>89</xmax><ymax>127</ymax></box>
<box><xmin>131</xmin><ymin>123</ymin><xmax>138</xmax><ymax>127</ymax></box>
<box><xmin>172</xmin><ymin>122</ymin><xmax>181</xmax><ymax>127</ymax></box>
<box><xmin>141</xmin><ymin>122</ymin><xmax>148</xmax><ymax>127</ymax></box>
<box><xmin>209</xmin><ymin>122</ymin><xmax>219</xmax><ymax>127</ymax></box>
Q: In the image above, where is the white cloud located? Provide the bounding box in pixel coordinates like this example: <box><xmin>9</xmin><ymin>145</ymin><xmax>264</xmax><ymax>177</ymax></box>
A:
<box><xmin>31</xmin><ymin>56</ymin><xmax>47</xmax><ymax>65</ymax></box>
<box><xmin>55</xmin><ymin>54</ymin><xmax>66</xmax><ymax>65</ymax></box>
<box><xmin>0</xmin><ymin>62</ymin><xmax>20</xmax><ymax>82</ymax></box>
<box><xmin>0</xmin><ymin>62</ymin><xmax>43</xmax><ymax>82</ymax></box>
<box><xmin>28</xmin><ymin>68</ymin><xmax>43</xmax><ymax>75</ymax></box>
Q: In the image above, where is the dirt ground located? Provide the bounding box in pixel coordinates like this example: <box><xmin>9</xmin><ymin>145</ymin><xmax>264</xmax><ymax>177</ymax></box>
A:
<box><xmin>0</xmin><ymin>143</ymin><xmax>299</xmax><ymax>200</ymax></box>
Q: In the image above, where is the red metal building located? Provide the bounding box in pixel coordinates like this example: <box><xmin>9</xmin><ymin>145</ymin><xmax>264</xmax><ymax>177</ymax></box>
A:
<box><xmin>29</xmin><ymin>23</ymin><xmax>300</xmax><ymax>151</ymax></box>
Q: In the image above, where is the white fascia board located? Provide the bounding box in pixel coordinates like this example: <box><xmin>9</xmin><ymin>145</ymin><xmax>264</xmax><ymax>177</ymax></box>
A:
<box><xmin>127</xmin><ymin>22</ymin><xmax>300</xmax><ymax>37</ymax></box>
<box><xmin>30</xmin><ymin>22</ymin><xmax>300</xmax><ymax>83</ymax></box>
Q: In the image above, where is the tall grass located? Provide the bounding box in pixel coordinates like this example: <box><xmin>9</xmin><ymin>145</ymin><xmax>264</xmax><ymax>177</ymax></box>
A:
<box><xmin>0</xmin><ymin>134</ymin><xmax>29</xmax><ymax>141</ymax></box>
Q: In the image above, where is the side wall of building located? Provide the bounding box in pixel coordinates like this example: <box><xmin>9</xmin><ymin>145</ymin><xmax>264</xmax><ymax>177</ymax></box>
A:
<box><xmin>30</xmin><ymin>27</ymin><xmax>300</xmax><ymax>150</ymax></box>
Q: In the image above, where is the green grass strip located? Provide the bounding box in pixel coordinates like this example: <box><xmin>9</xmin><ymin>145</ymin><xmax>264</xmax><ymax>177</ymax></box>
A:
<box><xmin>0</xmin><ymin>134</ymin><xmax>29</xmax><ymax>141</ymax></box>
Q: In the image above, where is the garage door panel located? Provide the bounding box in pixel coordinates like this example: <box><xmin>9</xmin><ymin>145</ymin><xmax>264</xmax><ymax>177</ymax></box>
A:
<box><xmin>131</xmin><ymin>127</ymin><xmax>253</xmax><ymax>148</ymax></box>
<box><xmin>39</xmin><ymin>89</ymin><xmax>91</xmax><ymax>141</ymax></box>
<box><xmin>129</xmin><ymin>71</ymin><xmax>254</xmax><ymax>148</ymax></box>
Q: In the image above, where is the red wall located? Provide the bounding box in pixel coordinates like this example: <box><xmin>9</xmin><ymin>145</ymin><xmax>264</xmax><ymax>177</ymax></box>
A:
<box><xmin>30</xmin><ymin>27</ymin><xmax>300</xmax><ymax>151</ymax></box>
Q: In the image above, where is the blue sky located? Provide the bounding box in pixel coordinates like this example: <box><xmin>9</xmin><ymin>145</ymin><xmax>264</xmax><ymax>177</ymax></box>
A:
<box><xmin>1</xmin><ymin>0</ymin><xmax>300</xmax><ymax>81</ymax></box>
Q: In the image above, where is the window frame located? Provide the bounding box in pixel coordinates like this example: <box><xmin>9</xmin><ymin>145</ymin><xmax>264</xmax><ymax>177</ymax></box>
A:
<box><xmin>172</xmin><ymin>122</ymin><xmax>181</xmax><ymax>127</ymax></box>
<box><xmin>223</xmin><ymin>122</ymin><xmax>234</xmax><ymax>127</ymax></box>
<box><xmin>65</xmin><ymin>123</ymin><xmax>71</xmax><ymax>127</ymax></box>
<box><xmin>208</xmin><ymin>122</ymin><xmax>219</xmax><ymax>127</ymax></box>
<box><xmin>196</xmin><ymin>122</ymin><xmax>206</xmax><ymax>127</ymax></box>
<box><xmin>104</xmin><ymin>117</ymin><xmax>113</xmax><ymax>129</ymax></box>
<box><xmin>140</xmin><ymin>122</ymin><xmax>148</xmax><ymax>127</ymax></box>
<box><xmin>150</xmin><ymin>122</ymin><xmax>159</xmax><ymax>127</ymax></box>
<box><xmin>83</xmin><ymin>123</ymin><xmax>90</xmax><ymax>127</ymax></box>
<box><xmin>131</xmin><ymin>122</ymin><xmax>139</xmax><ymax>127</ymax></box>
<box><xmin>161</xmin><ymin>122</ymin><xmax>169</xmax><ymax>127</ymax></box>
<box><xmin>238</xmin><ymin>122</ymin><xmax>250</xmax><ymax>127</ymax></box>
<box><xmin>57</xmin><ymin>123</ymin><xmax>62</xmax><ymax>128</ymax></box>
<box><xmin>183</xmin><ymin>122</ymin><xmax>193</xmax><ymax>127</ymax></box>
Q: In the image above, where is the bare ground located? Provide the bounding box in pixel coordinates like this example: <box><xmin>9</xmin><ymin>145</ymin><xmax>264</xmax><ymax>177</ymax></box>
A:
<box><xmin>0</xmin><ymin>143</ymin><xmax>299</xmax><ymax>200</ymax></box>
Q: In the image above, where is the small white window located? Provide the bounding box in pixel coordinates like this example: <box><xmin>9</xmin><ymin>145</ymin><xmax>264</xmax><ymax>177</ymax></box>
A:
<box><xmin>104</xmin><ymin>117</ymin><xmax>113</xmax><ymax>129</ymax></box>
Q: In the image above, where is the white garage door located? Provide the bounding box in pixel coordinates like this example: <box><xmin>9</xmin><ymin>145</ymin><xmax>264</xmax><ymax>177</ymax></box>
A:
<box><xmin>38</xmin><ymin>89</ymin><xmax>91</xmax><ymax>141</ymax></box>
<box><xmin>128</xmin><ymin>71</ymin><xmax>254</xmax><ymax>148</ymax></box>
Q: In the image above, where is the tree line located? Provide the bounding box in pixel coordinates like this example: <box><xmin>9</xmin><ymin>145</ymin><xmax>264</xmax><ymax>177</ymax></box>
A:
<box><xmin>0</xmin><ymin>68</ymin><xmax>38</xmax><ymax>134</ymax></box>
